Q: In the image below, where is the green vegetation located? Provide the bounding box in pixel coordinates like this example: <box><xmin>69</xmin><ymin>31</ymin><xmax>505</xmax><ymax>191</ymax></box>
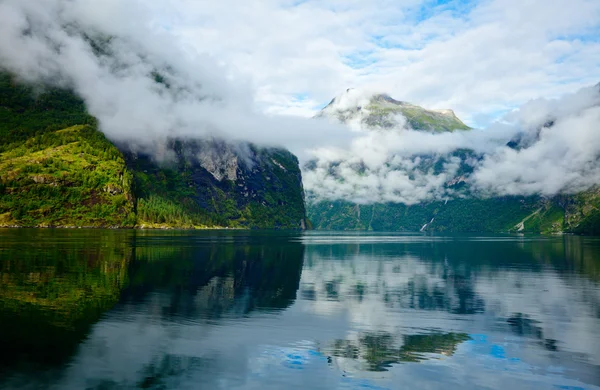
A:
<box><xmin>365</xmin><ymin>102</ymin><xmax>471</xmax><ymax>132</ymax></box>
<box><xmin>0</xmin><ymin>72</ymin><xmax>135</xmax><ymax>228</ymax></box>
<box><xmin>0</xmin><ymin>73</ymin><xmax>96</xmax><ymax>149</ymax></box>
<box><xmin>309</xmin><ymin>92</ymin><xmax>600</xmax><ymax>235</ymax></box>
<box><xmin>319</xmin><ymin>93</ymin><xmax>470</xmax><ymax>132</ymax></box>
<box><xmin>308</xmin><ymin>197</ymin><xmax>544</xmax><ymax>232</ymax></box>
<box><xmin>566</xmin><ymin>188</ymin><xmax>600</xmax><ymax>235</ymax></box>
<box><xmin>327</xmin><ymin>331</ymin><xmax>470</xmax><ymax>371</ymax></box>
<box><xmin>129</xmin><ymin>145</ymin><xmax>306</xmax><ymax>229</ymax></box>
<box><xmin>130</xmin><ymin>155</ymin><xmax>221</xmax><ymax>229</ymax></box>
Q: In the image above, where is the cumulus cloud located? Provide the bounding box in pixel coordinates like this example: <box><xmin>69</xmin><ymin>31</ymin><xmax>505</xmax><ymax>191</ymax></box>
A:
<box><xmin>170</xmin><ymin>0</ymin><xmax>600</xmax><ymax>125</ymax></box>
<box><xmin>473</xmin><ymin>87</ymin><xmax>600</xmax><ymax>196</ymax></box>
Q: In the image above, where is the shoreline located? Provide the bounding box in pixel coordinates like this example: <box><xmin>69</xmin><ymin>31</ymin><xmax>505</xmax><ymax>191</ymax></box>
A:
<box><xmin>0</xmin><ymin>225</ymin><xmax>574</xmax><ymax>235</ymax></box>
<box><xmin>0</xmin><ymin>224</ymin><xmax>242</xmax><ymax>230</ymax></box>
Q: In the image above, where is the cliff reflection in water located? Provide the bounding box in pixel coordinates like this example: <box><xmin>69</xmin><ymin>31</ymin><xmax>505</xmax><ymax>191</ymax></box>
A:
<box><xmin>0</xmin><ymin>230</ymin><xmax>305</xmax><ymax>377</ymax></box>
<box><xmin>123</xmin><ymin>231</ymin><xmax>305</xmax><ymax>318</ymax></box>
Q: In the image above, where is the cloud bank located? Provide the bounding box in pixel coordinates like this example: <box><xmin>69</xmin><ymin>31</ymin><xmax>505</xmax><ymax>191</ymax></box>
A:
<box><xmin>169</xmin><ymin>0</ymin><xmax>600</xmax><ymax>125</ymax></box>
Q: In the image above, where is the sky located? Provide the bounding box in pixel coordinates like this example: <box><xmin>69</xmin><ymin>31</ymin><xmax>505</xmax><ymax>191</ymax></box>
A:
<box><xmin>156</xmin><ymin>0</ymin><xmax>600</xmax><ymax>126</ymax></box>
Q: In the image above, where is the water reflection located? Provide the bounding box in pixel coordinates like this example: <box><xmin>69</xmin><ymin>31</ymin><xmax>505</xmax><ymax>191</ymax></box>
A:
<box><xmin>298</xmin><ymin>234</ymin><xmax>600</xmax><ymax>387</ymax></box>
<box><xmin>124</xmin><ymin>233</ymin><xmax>304</xmax><ymax>318</ymax></box>
<box><xmin>327</xmin><ymin>331</ymin><xmax>470</xmax><ymax>371</ymax></box>
<box><xmin>0</xmin><ymin>230</ymin><xmax>599</xmax><ymax>389</ymax></box>
<box><xmin>0</xmin><ymin>229</ymin><xmax>130</xmax><ymax>370</ymax></box>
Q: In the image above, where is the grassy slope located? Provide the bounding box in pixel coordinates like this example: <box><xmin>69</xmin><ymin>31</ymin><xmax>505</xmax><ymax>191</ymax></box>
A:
<box><xmin>365</xmin><ymin>103</ymin><xmax>471</xmax><ymax>132</ymax></box>
<box><xmin>320</xmin><ymin>94</ymin><xmax>471</xmax><ymax>132</ymax></box>
<box><xmin>0</xmin><ymin>125</ymin><xmax>136</xmax><ymax>227</ymax></box>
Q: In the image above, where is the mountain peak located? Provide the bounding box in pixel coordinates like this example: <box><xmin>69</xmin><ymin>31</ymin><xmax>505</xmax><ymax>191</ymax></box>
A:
<box><xmin>317</xmin><ymin>90</ymin><xmax>470</xmax><ymax>132</ymax></box>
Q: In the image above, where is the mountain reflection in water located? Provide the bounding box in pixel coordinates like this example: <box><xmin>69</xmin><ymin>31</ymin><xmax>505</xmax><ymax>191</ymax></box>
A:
<box><xmin>0</xmin><ymin>230</ymin><xmax>599</xmax><ymax>389</ymax></box>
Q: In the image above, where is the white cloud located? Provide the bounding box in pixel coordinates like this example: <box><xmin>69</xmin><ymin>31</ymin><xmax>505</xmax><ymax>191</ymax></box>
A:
<box><xmin>2</xmin><ymin>0</ymin><xmax>598</xmax><ymax>127</ymax></box>
<box><xmin>0</xmin><ymin>0</ymin><xmax>354</xmax><ymax>159</ymax></box>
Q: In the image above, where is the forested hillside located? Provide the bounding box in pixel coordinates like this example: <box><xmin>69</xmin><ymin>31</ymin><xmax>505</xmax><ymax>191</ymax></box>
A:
<box><xmin>307</xmin><ymin>193</ymin><xmax>600</xmax><ymax>234</ymax></box>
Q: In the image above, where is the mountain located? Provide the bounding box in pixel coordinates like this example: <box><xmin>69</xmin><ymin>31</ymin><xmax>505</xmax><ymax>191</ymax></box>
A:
<box><xmin>306</xmin><ymin>89</ymin><xmax>600</xmax><ymax>234</ymax></box>
<box><xmin>126</xmin><ymin>139</ymin><xmax>306</xmax><ymax>229</ymax></box>
<box><xmin>316</xmin><ymin>89</ymin><xmax>470</xmax><ymax>132</ymax></box>
<box><xmin>0</xmin><ymin>72</ymin><xmax>306</xmax><ymax>229</ymax></box>
<box><xmin>307</xmin><ymin>194</ymin><xmax>600</xmax><ymax>234</ymax></box>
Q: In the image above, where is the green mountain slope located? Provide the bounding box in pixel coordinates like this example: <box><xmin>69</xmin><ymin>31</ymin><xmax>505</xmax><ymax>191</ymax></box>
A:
<box><xmin>0</xmin><ymin>72</ymin><xmax>306</xmax><ymax>229</ymax></box>
<box><xmin>0</xmin><ymin>125</ymin><xmax>136</xmax><ymax>227</ymax></box>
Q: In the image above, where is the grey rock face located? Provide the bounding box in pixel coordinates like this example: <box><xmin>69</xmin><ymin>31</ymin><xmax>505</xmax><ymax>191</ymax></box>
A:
<box><xmin>194</xmin><ymin>140</ymin><xmax>240</xmax><ymax>182</ymax></box>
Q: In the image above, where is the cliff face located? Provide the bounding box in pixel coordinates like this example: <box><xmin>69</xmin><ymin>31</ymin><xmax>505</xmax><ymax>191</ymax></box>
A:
<box><xmin>0</xmin><ymin>73</ymin><xmax>306</xmax><ymax>229</ymax></box>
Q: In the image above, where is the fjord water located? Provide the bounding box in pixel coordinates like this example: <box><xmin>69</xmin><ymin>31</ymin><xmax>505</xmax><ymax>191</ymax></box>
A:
<box><xmin>1</xmin><ymin>230</ymin><xmax>599</xmax><ymax>390</ymax></box>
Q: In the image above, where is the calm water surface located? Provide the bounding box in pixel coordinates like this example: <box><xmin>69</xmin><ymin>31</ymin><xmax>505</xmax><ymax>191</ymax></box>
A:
<box><xmin>1</xmin><ymin>229</ymin><xmax>599</xmax><ymax>389</ymax></box>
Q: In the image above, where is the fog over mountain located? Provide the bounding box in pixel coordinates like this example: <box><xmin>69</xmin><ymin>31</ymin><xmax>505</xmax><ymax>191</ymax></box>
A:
<box><xmin>1</xmin><ymin>0</ymin><xmax>599</xmax><ymax>204</ymax></box>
